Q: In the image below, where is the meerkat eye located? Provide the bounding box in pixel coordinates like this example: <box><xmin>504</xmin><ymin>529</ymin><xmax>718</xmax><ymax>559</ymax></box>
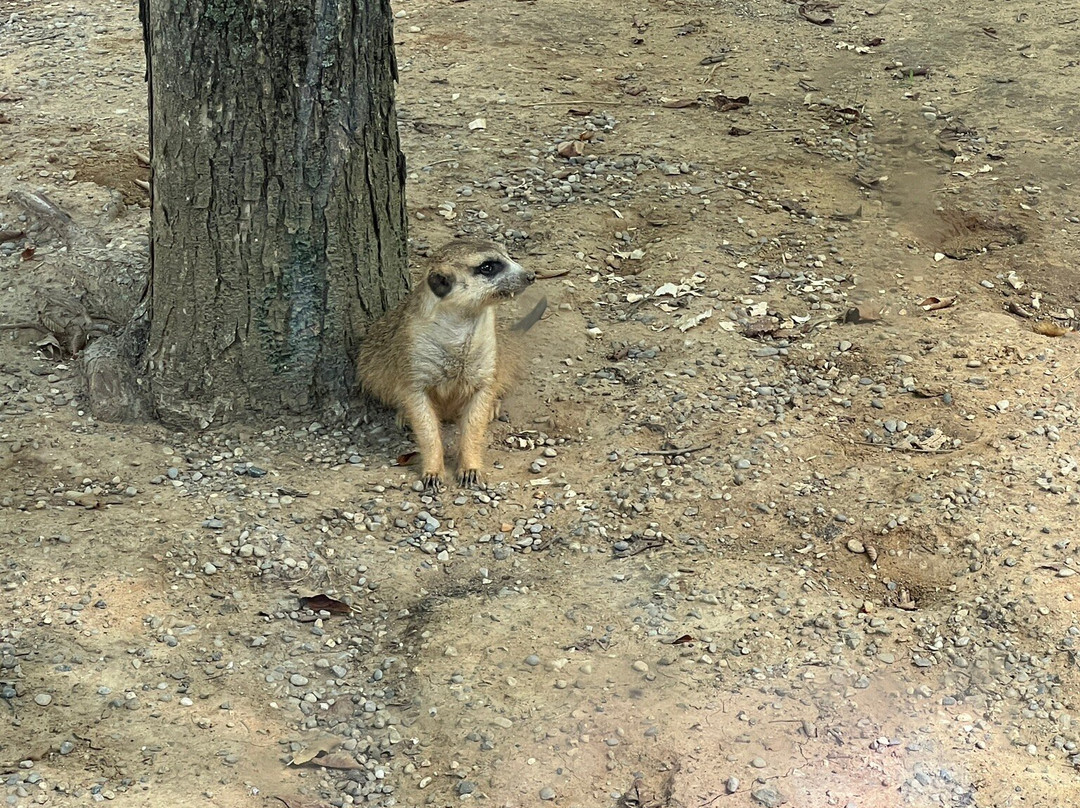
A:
<box><xmin>475</xmin><ymin>258</ymin><xmax>505</xmax><ymax>277</ymax></box>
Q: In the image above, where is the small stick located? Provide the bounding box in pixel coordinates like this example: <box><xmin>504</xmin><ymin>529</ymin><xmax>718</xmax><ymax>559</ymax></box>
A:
<box><xmin>853</xmin><ymin>441</ymin><xmax>956</xmax><ymax>454</ymax></box>
<box><xmin>519</xmin><ymin>99</ymin><xmax>619</xmax><ymax>108</ymax></box>
<box><xmin>636</xmin><ymin>443</ymin><xmax>712</xmax><ymax>457</ymax></box>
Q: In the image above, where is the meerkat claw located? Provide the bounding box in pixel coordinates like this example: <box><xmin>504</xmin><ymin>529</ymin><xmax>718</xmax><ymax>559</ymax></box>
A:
<box><xmin>422</xmin><ymin>473</ymin><xmax>444</xmax><ymax>492</ymax></box>
<box><xmin>459</xmin><ymin>469</ymin><xmax>484</xmax><ymax>489</ymax></box>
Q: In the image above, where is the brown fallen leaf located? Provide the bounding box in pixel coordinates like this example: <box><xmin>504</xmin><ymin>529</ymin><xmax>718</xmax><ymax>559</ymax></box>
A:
<box><xmin>712</xmin><ymin>94</ymin><xmax>750</xmax><ymax>111</ymax></box>
<box><xmin>0</xmin><ymin>229</ymin><xmax>24</xmax><ymax>243</ymax></box>
<box><xmin>289</xmin><ymin>736</ymin><xmax>342</xmax><ymax>766</ymax></box>
<box><xmin>1005</xmin><ymin>300</ymin><xmax>1033</xmax><ymax>318</ymax></box>
<box><xmin>663</xmin><ymin>98</ymin><xmax>700</xmax><ymax>109</ymax></box>
<box><xmin>66</xmin><ymin>492</ymin><xmax>102</xmax><ymax>509</ymax></box>
<box><xmin>567</xmin><ymin>107</ymin><xmax>593</xmax><ymax>116</ymax></box>
<box><xmin>728</xmin><ymin>126</ymin><xmax>752</xmax><ymax>136</ymax></box>
<box><xmin>394</xmin><ymin>450</ymin><xmax>418</xmax><ymax>467</ymax></box>
<box><xmin>919</xmin><ymin>295</ymin><xmax>956</xmax><ymax>312</ymax></box>
<box><xmin>1033</xmin><ymin>321</ymin><xmax>1072</xmax><ymax>337</ymax></box>
<box><xmin>670</xmin><ymin>634</ymin><xmax>696</xmax><ymax>645</ymax></box>
<box><xmin>799</xmin><ymin>2</ymin><xmax>836</xmax><ymax>25</ymax></box>
<box><xmin>699</xmin><ymin>53</ymin><xmax>728</xmax><ymax>66</ymax></box>
<box><xmin>842</xmin><ymin>305</ymin><xmax>880</xmax><ymax>324</ymax></box>
<box><xmin>298</xmin><ymin>594</ymin><xmax>354</xmax><ymax>615</ymax></box>
<box><xmin>20</xmin><ymin>246</ymin><xmax>35</xmax><ymax>261</ymax></box>
<box><xmin>314</xmin><ymin>753</ymin><xmax>365</xmax><ymax>770</ymax></box>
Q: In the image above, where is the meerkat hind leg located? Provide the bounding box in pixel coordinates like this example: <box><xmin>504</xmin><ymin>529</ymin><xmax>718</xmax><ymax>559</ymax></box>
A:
<box><xmin>457</xmin><ymin>386</ymin><xmax>498</xmax><ymax>488</ymax></box>
<box><xmin>402</xmin><ymin>393</ymin><xmax>446</xmax><ymax>491</ymax></box>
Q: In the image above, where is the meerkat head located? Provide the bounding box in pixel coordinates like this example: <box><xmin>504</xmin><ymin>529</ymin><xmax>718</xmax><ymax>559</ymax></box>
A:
<box><xmin>422</xmin><ymin>240</ymin><xmax>534</xmax><ymax>314</ymax></box>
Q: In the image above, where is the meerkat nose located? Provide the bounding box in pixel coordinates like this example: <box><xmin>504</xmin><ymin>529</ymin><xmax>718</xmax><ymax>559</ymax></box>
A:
<box><xmin>524</xmin><ymin>271</ymin><xmax>536</xmax><ymax>284</ymax></box>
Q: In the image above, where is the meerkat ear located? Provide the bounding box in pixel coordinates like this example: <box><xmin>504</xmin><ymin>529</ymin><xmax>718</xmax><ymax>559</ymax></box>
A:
<box><xmin>427</xmin><ymin>272</ymin><xmax>453</xmax><ymax>298</ymax></box>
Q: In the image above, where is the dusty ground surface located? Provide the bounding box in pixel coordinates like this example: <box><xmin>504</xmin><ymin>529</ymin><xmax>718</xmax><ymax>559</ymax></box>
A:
<box><xmin>3</xmin><ymin>0</ymin><xmax>1080</xmax><ymax>806</ymax></box>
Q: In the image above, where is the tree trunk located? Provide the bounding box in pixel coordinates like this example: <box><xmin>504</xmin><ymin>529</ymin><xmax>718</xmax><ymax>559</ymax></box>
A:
<box><xmin>143</xmin><ymin>0</ymin><xmax>409</xmax><ymax>428</ymax></box>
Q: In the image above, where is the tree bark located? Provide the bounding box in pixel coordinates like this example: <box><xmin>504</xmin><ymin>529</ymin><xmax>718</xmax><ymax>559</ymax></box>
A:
<box><xmin>143</xmin><ymin>0</ymin><xmax>409</xmax><ymax>428</ymax></box>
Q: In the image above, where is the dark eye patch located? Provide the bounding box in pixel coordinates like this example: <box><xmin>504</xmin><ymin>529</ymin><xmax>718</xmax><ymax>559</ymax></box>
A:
<box><xmin>474</xmin><ymin>258</ymin><xmax>505</xmax><ymax>277</ymax></box>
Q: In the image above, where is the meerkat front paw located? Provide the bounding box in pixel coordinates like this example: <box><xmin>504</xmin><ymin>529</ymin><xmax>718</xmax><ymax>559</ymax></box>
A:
<box><xmin>421</xmin><ymin>471</ymin><xmax>444</xmax><ymax>492</ymax></box>
<box><xmin>458</xmin><ymin>468</ymin><xmax>485</xmax><ymax>489</ymax></box>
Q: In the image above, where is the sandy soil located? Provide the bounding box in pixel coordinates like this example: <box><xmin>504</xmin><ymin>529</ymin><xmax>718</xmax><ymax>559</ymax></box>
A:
<box><xmin>3</xmin><ymin>1</ymin><xmax>1080</xmax><ymax>807</ymax></box>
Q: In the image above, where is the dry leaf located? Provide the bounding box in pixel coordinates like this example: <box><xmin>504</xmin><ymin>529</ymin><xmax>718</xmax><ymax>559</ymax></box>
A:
<box><xmin>314</xmin><ymin>754</ymin><xmax>365</xmax><ymax>770</ymax></box>
<box><xmin>297</xmin><ymin>594</ymin><xmax>354</xmax><ymax>615</ymax></box>
<box><xmin>798</xmin><ymin>2</ymin><xmax>836</xmax><ymax>25</ymax></box>
<box><xmin>919</xmin><ymin>296</ymin><xmax>956</xmax><ymax>312</ymax></box>
<box><xmin>289</xmin><ymin>736</ymin><xmax>342</xmax><ymax>766</ymax></box>
<box><xmin>394</xmin><ymin>451</ymin><xmax>418</xmax><ymax>467</ymax></box>
<box><xmin>20</xmin><ymin>246</ymin><xmax>35</xmax><ymax>260</ymax></box>
<box><xmin>663</xmin><ymin>99</ymin><xmax>700</xmax><ymax>109</ymax></box>
<box><xmin>712</xmin><ymin>94</ymin><xmax>750</xmax><ymax>111</ymax></box>
<box><xmin>676</xmin><ymin>308</ymin><xmax>713</xmax><ymax>332</ymax></box>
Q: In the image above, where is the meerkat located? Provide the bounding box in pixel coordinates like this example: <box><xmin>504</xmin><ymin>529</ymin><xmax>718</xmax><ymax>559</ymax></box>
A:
<box><xmin>356</xmin><ymin>239</ymin><xmax>544</xmax><ymax>490</ymax></box>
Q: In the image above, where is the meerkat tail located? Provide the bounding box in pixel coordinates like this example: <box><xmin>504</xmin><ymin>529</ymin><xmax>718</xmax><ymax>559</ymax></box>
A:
<box><xmin>511</xmin><ymin>297</ymin><xmax>548</xmax><ymax>333</ymax></box>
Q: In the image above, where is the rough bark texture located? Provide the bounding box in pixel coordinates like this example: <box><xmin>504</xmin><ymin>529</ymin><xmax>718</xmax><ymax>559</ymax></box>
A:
<box><xmin>144</xmin><ymin>0</ymin><xmax>409</xmax><ymax>428</ymax></box>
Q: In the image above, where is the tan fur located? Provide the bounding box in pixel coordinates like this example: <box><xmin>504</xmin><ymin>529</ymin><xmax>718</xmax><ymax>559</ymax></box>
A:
<box><xmin>356</xmin><ymin>240</ymin><xmax>536</xmax><ymax>489</ymax></box>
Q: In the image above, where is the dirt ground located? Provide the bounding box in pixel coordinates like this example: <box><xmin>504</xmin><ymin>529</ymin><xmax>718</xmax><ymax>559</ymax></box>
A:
<box><xmin>3</xmin><ymin>0</ymin><xmax>1080</xmax><ymax>806</ymax></box>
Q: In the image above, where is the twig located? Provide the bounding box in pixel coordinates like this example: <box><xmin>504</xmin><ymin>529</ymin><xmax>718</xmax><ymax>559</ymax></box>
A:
<box><xmin>519</xmin><ymin>99</ymin><xmax>619</xmax><ymax>108</ymax></box>
<box><xmin>853</xmin><ymin>440</ymin><xmax>956</xmax><ymax>454</ymax></box>
<box><xmin>636</xmin><ymin>443</ymin><xmax>712</xmax><ymax>457</ymax></box>
<box><xmin>419</xmin><ymin>158</ymin><xmax>460</xmax><ymax>169</ymax></box>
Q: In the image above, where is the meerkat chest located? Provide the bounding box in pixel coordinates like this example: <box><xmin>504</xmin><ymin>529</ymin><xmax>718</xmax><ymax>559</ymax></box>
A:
<box><xmin>413</xmin><ymin>315</ymin><xmax>497</xmax><ymax>389</ymax></box>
